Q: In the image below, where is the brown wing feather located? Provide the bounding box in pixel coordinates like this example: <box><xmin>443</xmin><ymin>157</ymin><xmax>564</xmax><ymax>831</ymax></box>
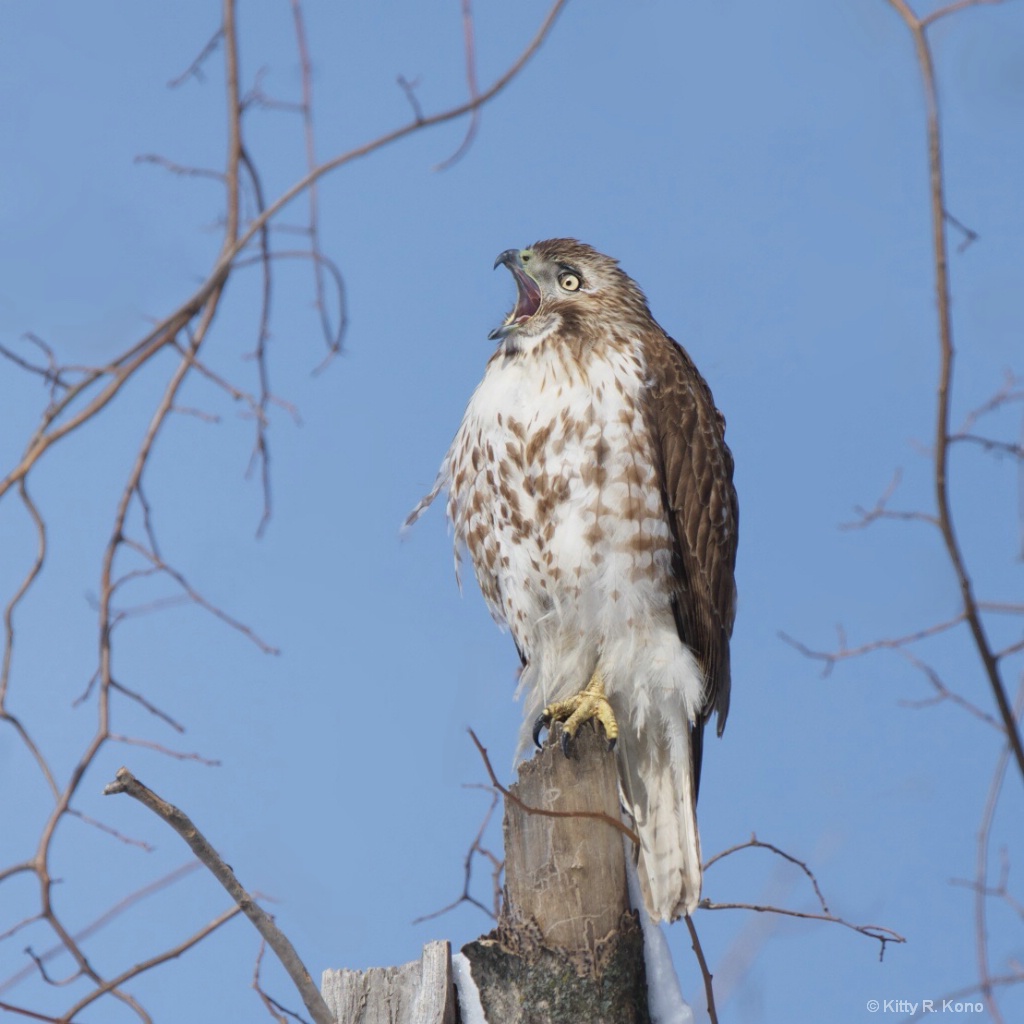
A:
<box><xmin>640</xmin><ymin>329</ymin><xmax>739</xmax><ymax>739</ymax></box>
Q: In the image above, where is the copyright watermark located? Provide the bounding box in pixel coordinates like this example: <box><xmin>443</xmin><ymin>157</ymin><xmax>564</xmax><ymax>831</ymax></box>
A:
<box><xmin>866</xmin><ymin>1000</ymin><xmax>984</xmax><ymax>1014</ymax></box>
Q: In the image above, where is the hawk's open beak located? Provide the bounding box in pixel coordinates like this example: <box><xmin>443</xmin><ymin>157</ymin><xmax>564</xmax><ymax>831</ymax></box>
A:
<box><xmin>488</xmin><ymin>249</ymin><xmax>542</xmax><ymax>341</ymax></box>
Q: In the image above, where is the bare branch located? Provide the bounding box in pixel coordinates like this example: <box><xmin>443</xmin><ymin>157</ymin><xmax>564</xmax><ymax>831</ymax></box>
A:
<box><xmin>0</xmin><ymin>1000</ymin><xmax>83</xmax><ymax>1023</ymax></box>
<box><xmin>840</xmin><ymin>469</ymin><xmax>939</xmax><ymax>531</ymax></box>
<box><xmin>701</xmin><ymin>900</ymin><xmax>905</xmax><ymax>960</ymax></box>
<box><xmin>168</xmin><ymin>27</ymin><xmax>224</xmax><ymax>88</ymax></box>
<box><xmin>60</xmin><ymin>905</ymin><xmax>242</xmax><ymax>1021</ymax></box>
<box><xmin>704</xmin><ymin>833</ymin><xmax>831</xmax><ymax>915</ymax></box>
<box><xmin>780</xmin><ymin>612</ymin><xmax>966</xmax><ymax>675</ymax></box>
<box><xmin>110</xmin><ymin>733</ymin><xmax>222</xmax><ymax>766</ymax></box>
<box><xmin>884</xmin><ymin>0</ymin><xmax>1024</xmax><ymax>781</ymax></box>
<box><xmin>434</xmin><ymin>0</ymin><xmax>482</xmax><ymax>171</ymax></box>
<box><xmin>684</xmin><ymin>914</ymin><xmax>719</xmax><ymax>1024</ymax></box>
<box><xmin>468</xmin><ymin>727</ymin><xmax>639</xmax><ymax>845</ymax></box>
<box><xmin>253</xmin><ymin>939</ymin><xmax>312</xmax><ymax>1024</ymax></box>
<box><xmin>413</xmin><ymin>787</ymin><xmax>504</xmax><ymax>924</ymax></box>
<box><xmin>67</xmin><ymin>808</ymin><xmax>156</xmax><ymax>851</ymax></box>
<box><xmin>103</xmin><ymin>767</ymin><xmax>334</xmax><ymax>1024</ymax></box>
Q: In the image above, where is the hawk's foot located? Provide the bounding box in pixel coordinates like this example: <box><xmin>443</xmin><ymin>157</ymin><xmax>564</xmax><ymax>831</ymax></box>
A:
<box><xmin>532</xmin><ymin>669</ymin><xmax>618</xmax><ymax>756</ymax></box>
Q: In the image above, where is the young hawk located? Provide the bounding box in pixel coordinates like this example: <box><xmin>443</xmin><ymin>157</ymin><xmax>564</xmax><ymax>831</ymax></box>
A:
<box><xmin>408</xmin><ymin>239</ymin><xmax>738</xmax><ymax>922</ymax></box>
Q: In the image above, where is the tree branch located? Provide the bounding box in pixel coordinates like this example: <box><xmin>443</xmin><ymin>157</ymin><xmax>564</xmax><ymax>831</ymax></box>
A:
<box><xmin>104</xmin><ymin>767</ymin><xmax>334</xmax><ymax>1024</ymax></box>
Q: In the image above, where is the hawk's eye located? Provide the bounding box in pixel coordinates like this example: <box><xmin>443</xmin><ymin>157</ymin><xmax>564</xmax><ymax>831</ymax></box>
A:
<box><xmin>559</xmin><ymin>272</ymin><xmax>581</xmax><ymax>292</ymax></box>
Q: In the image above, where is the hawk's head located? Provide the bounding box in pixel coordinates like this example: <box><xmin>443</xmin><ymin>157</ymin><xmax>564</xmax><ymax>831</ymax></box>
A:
<box><xmin>488</xmin><ymin>239</ymin><xmax>652</xmax><ymax>353</ymax></box>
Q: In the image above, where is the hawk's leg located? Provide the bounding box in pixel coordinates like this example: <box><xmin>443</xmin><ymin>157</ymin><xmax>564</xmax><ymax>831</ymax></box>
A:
<box><xmin>533</xmin><ymin>668</ymin><xmax>619</xmax><ymax>756</ymax></box>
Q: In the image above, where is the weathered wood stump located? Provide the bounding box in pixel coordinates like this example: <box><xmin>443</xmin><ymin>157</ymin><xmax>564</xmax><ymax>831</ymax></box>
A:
<box><xmin>322</xmin><ymin>724</ymin><xmax>648</xmax><ymax>1023</ymax></box>
<box><xmin>322</xmin><ymin>940</ymin><xmax>456</xmax><ymax>1024</ymax></box>
<box><xmin>462</xmin><ymin>723</ymin><xmax>649</xmax><ymax>1024</ymax></box>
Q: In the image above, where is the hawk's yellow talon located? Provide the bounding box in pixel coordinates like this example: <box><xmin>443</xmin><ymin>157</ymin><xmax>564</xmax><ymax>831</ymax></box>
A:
<box><xmin>538</xmin><ymin>669</ymin><xmax>618</xmax><ymax>755</ymax></box>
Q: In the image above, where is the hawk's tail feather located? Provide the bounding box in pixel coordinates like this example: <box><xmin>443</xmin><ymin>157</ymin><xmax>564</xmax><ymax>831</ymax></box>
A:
<box><xmin>617</xmin><ymin>714</ymin><xmax>701</xmax><ymax>923</ymax></box>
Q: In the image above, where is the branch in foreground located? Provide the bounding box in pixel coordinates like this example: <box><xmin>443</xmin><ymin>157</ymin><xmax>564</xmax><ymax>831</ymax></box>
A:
<box><xmin>103</xmin><ymin>767</ymin><xmax>333</xmax><ymax>1024</ymax></box>
<box><xmin>468</xmin><ymin>727</ymin><xmax>638</xmax><ymax>845</ymax></box>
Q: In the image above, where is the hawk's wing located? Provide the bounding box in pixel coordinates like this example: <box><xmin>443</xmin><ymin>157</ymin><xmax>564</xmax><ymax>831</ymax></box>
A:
<box><xmin>641</xmin><ymin>330</ymin><xmax>739</xmax><ymax>776</ymax></box>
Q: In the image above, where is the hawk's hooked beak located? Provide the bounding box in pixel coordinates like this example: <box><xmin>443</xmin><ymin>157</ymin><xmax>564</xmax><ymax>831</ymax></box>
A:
<box><xmin>488</xmin><ymin>249</ymin><xmax>542</xmax><ymax>341</ymax></box>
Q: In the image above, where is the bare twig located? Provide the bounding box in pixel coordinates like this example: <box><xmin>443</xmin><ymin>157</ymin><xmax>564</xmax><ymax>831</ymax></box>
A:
<box><xmin>169</xmin><ymin>27</ymin><xmax>224</xmax><ymax>87</ymax></box>
<box><xmin>840</xmin><ymin>469</ymin><xmax>939</xmax><ymax>531</ymax></box>
<box><xmin>60</xmin><ymin>904</ymin><xmax>242</xmax><ymax>1020</ymax></box>
<box><xmin>0</xmin><ymin>1001</ymin><xmax>83</xmax><ymax>1023</ymax></box>
<box><xmin>780</xmin><ymin>613</ymin><xmax>966</xmax><ymax>675</ymax></box>
<box><xmin>704</xmin><ymin>833</ymin><xmax>830</xmax><ymax>914</ymax></box>
<box><xmin>413</xmin><ymin>787</ymin><xmax>504</xmax><ymax>923</ymax></box>
<box><xmin>701</xmin><ymin>900</ymin><xmax>905</xmax><ymax>960</ymax></box>
<box><xmin>468</xmin><ymin>727</ymin><xmax>639</xmax><ymax>845</ymax></box>
<box><xmin>884</xmin><ymin>0</ymin><xmax>1024</xmax><ymax>781</ymax></box>
<box><xmin>254</xmin><ymin>939</ymin><xmax>311</xmax><ymax>1024</ymax></box>
<box><xmin>434</xmin><ymin>0</ymin><xmax>482</xmax><ymax>171</ymax></box>
<box><xmin>684</xmin><ymin>914</ymin><xmax>719</xmax><ymax>1024</ymax></box>
<box><xmin>702</xmin><ymin>832</ymin><xmax>906</xmax><ymax>959</ymax></box>
<box><xmin>104</xmin><ymin>767</ymin><xmax>333</xmax><ymax>1024</ymax></box>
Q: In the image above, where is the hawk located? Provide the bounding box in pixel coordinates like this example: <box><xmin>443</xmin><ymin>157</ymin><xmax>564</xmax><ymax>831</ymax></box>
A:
<box><xmin>408</xmin><ymin>239</ymin><xmax>738</xmax><ymax>921</ymax></box>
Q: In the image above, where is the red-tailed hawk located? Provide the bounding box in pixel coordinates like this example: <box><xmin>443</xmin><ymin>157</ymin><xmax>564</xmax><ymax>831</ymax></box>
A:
<box><xmin>408</xmin><ymin>239</ymin><xmax>738</xmax><ymax>921</ymax></box>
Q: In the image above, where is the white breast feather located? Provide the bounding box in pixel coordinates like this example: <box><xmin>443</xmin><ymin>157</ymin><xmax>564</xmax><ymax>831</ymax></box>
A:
<box><xmin>443</xmin><ymin>339</ymin><xmax>704</xmax><ymax>751</ymax></box>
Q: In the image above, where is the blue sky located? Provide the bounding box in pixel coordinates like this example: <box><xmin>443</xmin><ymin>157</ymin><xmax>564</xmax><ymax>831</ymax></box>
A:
<box><xmin>1</xmin><ymin>2</ymin><xmax>1022</xmax><ymax>1021</ymax></box>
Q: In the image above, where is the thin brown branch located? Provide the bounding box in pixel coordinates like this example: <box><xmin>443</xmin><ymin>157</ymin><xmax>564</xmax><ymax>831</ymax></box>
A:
<box><xmin>952</xmin><ymin>433</ymin><xmax>1024</xmax><ymax>459</ymax></box>
<box><xmin>413</xmin><ymin>787</ymin><xmax>503</xmax><ymax>923</ymax></box>
<box><xmin>841</xmin><ymin>469</ymin><xmax>939</xmax><ymax>530</ymax></box>
<box><xmin>434</xmin><ymin>0</ymin><xmax>482</xmax><ymax>171</ymax></box>
<box><xmin>897</xmin><ymin>650</ymin><xmax>1004</xmax><ymax>729</ymax></box>
<box><xmin>684</xmin><ymin>914</ymin><xmax>718</xmax><ymax>1024</ymax></box>
<box><xmin>107</xmin><ymin>679</ymin><xmax>186</xmax><ymax>732</ymax></box>
<box><xmin>396</xmin><ymin>75</ymin><xmax>425</xmax><ymax>123</ymax></box>
<box><xmin>287</xmin><ymin>0</ymin><xmax>340</xmax><ymax>357</ymax></box>
<box><xmin>121</xmin><ymin>538</ymin><xmax>279</xmax><ymax>654</ymax></box>
<box><xmin>135</xmin><ymin>154</ymin><xmax>227</xmax><ymax>183</ymax></box>
<box><xmin>468</xmin><ymin>728</ymin><xmax>639</xmax><ymax>845</ymax></box>
<box><xmin>168</xmin><ymin>27</ymin><xmax>224</xmax><ymax>87</ymax></box>
<box><xmin>903</xmin><ymin>971</ymin><xmax>1024</xmax><ymax>1021</ymax></box>
<box><xmin>921</xmin><ymin>0</ymin><xmax>1006</xmax><ymax>27</ymax></box>
<box><xmin>780</xmin><ymin>612</ymin><xmax>966</xmax><ymax>675</ymax></box>
<box><xmin>0</xmin><ymin>338</ymin><xmax>70</xmax><ymax>395</ymax></box>
<box><xmin>944</xmin><ymin>208</ymin><xmax>979</xmax><ymax>252</ymax></box>
<box><xmin>701</xmin><ymin>900</ymin><xmax>905</xmax><ymax>959</ymax></box>
<box><xmin>0</xmin><ymin>1001</ymin><xmax>82</xmax><ymax>1024</ymax></box>
<box><xmin>253</xmin><ymin>939</ymin><xmax>311</xmax><ymax>1024</ymax></box>
<box><xmin>237</xmin><ymin>145</ymin><xmax>275</xmax><ymax>537</ymax></box>
<box><xmin>969</xmin><ymin>683</ymin><xmax>1023</xmax><ymax>1021</ymax></box>
<box><xmin>67</xmin><ymin>808</ymin><xmax>155</xmax><ymax>851</ymax></box>
<box><xmin>704</xmin><ymin>833</ymin><xmax>830</xmax><ymax>915</ymax></box>
<box><xmin>110</xmin><ymin>733</ymin><xmax>222</xmax><ymax>766</ymax></box>
<box><xmin>0</xmin><ymin>913</ymin><xmax>41</xmax><ymax>945</ymax></box>
<box><xmin>957</xmin><ymin>372</ymin><xmax>1023</xmax><ymax>434</ymax></box>
<box><xmin>253</xmin><ymin>940</ymin><xmax>289</xmax><ymax>1024</ymax></box>
<box><xmin>884</xmin><ymin>0</ymin><xmax>1024</xmax><ymax>783</ymax></box>
<box><xmin>103</xmin><ymin>767</ymin><xmax>334</xmax><ymax>1024</ymax></box>
<box><xmin>60</xmin><ymin>904</ymin><xmax>241</xmax><ymax>1021</ymax></box>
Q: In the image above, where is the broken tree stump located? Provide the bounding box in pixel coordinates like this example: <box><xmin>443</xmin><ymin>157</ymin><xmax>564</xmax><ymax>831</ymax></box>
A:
<box><xmin>321</xmin><ymin>940</ymin><xmax>456</xmax><ymax>1024</ymax></box>
<box><xmin>321</xmin><ymin>725</ymin><xmax>649</xmax><ymax>1023</ymax></box>
<box><xmin>462</xmin><ymin>723</ymin><xmax>650</xmax><ymax>1024</ymax></box>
